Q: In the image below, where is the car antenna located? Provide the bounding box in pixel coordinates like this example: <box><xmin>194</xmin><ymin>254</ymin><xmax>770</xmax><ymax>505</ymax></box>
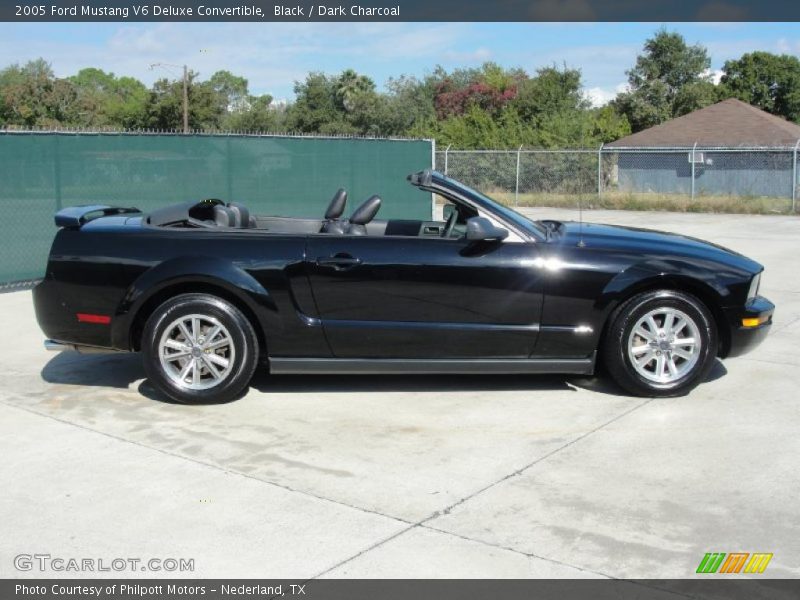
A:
<box><xmin>577</xmin><ymin>194</ymin><xmax>585</xmax><ymax>247</ymax></box>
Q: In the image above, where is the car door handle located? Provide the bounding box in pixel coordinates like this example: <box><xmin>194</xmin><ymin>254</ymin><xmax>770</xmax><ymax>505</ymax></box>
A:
<box><xmin>316</xmin><ymin>254</ymin><xmax>362</xmax><ymax>270</ymax></box>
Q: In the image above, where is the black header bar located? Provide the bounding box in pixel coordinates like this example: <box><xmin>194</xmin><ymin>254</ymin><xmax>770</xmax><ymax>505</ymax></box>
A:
<box><xmin>4</xmin><ymin>579</ymin><xmax>800</xmax><ymax>600</ymax></box>
<box><xmin>2</xmin><ymin>0</ymin><xmax>800</xmax><ymax>22</ymax></box>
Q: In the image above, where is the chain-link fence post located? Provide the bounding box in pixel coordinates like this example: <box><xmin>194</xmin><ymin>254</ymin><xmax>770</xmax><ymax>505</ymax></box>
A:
<box><xmin>444</xmin><ymin>144</ymin><xmax>451</xmax><ymax>175</ymax></box>
<box><xmin>515</xmin><ymin>145</ymin><xmax>522</xmax><ymax>206</ymax></box>
<box><xmin>793</xmin><ymin>138</ymin><xmax>800</xmax><ymax>213</ymax></box>
<box><xmin>597</xmin><ymin>143</ymin><xmax>604</xmax><ymax>197</ymax></box>
<box><xmin>691</xmin><ymin>142</ymin><xmax>697</xmax><ymax>201</ymax></box>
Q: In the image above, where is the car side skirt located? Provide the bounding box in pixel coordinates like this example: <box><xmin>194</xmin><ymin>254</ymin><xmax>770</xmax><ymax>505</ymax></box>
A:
<box><xmin>269</xmin><ymin>354</ymin><xmax>596</xmax><ymax>375</ymax></box>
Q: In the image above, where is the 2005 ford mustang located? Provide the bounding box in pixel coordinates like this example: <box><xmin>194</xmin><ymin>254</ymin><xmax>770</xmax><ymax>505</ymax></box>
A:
<box><xmin>34</xmin><ymin>170</ymin><xmax>774</xmax><ymax>403</ymax></box>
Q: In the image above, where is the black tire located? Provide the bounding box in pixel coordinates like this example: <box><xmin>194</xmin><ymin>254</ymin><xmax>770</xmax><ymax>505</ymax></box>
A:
<box><xmin>141</xmin><ymin>293</ymin><xmax>259</xmax><ymax>404</ymax></box>
<box><xmin>602</xmin><ymin>290</ymin><xmax>717</xmax><ymax>397</ymax></box>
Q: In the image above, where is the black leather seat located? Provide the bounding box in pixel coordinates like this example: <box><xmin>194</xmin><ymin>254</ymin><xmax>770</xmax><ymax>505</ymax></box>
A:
<box><xmin>321</xmin><ymin>189</ymin><xmax>347</xmax><ymax>234</ymax></box>
<box><xmin>213</xmin><ymin>205</ymin><xmax>235</xmax><ymax>227</ymax></box>
<box><xmin>346</xmin><ymin>195</ymin><xmax>381</xmax><ymax>235</ymax></box>
<box><xmin>228</xmin><ymin>202</ymin><xmax>254</xmax><ymax>228</ymax></box>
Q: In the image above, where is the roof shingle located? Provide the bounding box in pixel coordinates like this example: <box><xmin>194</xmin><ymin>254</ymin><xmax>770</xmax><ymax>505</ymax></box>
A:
<box><xmin>607</xmin><ymin>98</ymin><xmax>800</xmax><ymax>147</ymax></box>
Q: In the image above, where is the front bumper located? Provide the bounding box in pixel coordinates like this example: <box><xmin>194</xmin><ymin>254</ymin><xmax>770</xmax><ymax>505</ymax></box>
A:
<box><xmin>724</xmin><ymin>296</ymin><xmax>774</xmax><ymax>358</ymax></box>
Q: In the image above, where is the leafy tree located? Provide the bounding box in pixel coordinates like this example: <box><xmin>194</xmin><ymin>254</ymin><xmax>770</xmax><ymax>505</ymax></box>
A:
<box><xmin>334</xmin><ymin>69</ymin><xmax>376</xmax><ymax>112</ymax></box>
<box><xmin>69</xmin><ymin>68</ymin><xmax>148</xmax><ymax>128</ymax></box>
<box><xmin>377</xmin><ymin>75</ymin><xmax>436</xmax><ymax>135</ymax></box>
<box><xmin>209</xmin><ymin>70</ymin><xmax>249</xmax><ymax>113</ymax></box>
<box><xmin>512</xmin><ymin>65</ymin><xmax>587</xmax><ymax>124</ymax></box>
<box><xmin>615</xmin><ymin>29</ymin><xmax>713</xmax><ymax>131</ymax></box>
<box><xmin>286</xmin><ymin>72</ymin><xmax>352</xmax><ymax>134</ymax></box>
<box><xmin>223</xmin><ymin>94</ymin><xmax>278</xmax><ymax>132</ymax></box>
<box><xmin>587</xmin><ymin>105</ymin><xmax>632</xmax><ymax>144</ymax></box>
<box><xmin>287</xmin><ymin>69</ymin><xmax>384</xmax><ymax>135</ymax></box>
<box><xmin>431</xmin><ymin>63</ymin><xmax>522</xmax><ymax>120</ymax></box>
<box><xmin>719</xmin><ymin>52</ymin><xmax>800</xmax><ymax>122</ymax></box>
<box><xmin>0</xmin><ymin>59</ymin><xmax>76</xmax><ymax>127</ymax></box>
<box><xmin>146</xmin><ymin>72</ymin><xmax>224</xmax><ymax>130</ymax></box>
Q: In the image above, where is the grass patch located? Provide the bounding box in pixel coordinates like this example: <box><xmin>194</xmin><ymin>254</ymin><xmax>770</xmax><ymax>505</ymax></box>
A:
<box><xmin>489</xmin><ymin>191</ymin><xmax>795</xmax><ymax>214</ymax></box>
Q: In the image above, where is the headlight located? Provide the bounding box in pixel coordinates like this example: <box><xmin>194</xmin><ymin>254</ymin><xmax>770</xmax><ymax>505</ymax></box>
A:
<box><xmin>747</xmin><ymin>273</ymin><xmax>761</xmax><ymax>301</ymax></box>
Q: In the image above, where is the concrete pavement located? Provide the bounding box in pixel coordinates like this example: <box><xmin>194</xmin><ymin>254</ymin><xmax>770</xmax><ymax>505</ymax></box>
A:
<box><xmin>1</xmin><ymin>209</ymin><xmax>798</xmax><ymax>579</ymax></box>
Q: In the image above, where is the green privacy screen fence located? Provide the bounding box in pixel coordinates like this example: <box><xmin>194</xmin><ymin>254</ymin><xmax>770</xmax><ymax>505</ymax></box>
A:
<box><xmin>0</xmin><ymin>131</ymin><xmax>434</xmax><ymax>284</ymax></box>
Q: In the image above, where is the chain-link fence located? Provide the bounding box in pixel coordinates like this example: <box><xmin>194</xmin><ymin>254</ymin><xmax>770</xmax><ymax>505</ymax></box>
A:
<box><xmin>0</xmin><ymin>130</ymin><xmax>434</xmax><ymax>287</ymax></box>
<box><xmin>437</xmin><ymin>144</ymin><xmax>800</xmax><ymax>214</ymax></box>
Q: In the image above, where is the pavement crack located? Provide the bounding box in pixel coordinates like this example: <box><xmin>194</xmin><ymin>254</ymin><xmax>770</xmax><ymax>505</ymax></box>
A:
<box><xmin>311</xmin><ymin>524</ymin><xmax>418</xmax><ymax>579</ymax></box>
<box><xmin>314</xmin><ymin>399</ymin><xmax>657</xmax><ymax>580</ymax></box>
<box><xmin>424</xmin><ymin>398</ymin><xmax>654</xmax><ymax>521</ymax></box>
<box><xmin>420</xmin><ymin>522</ymin><xmax>613</xmax><ymax>578</ymax></box>
<box><xmin>0</xmin><ymin>399</ymin><xmax>413</xmax><ymax>528</ymax></box>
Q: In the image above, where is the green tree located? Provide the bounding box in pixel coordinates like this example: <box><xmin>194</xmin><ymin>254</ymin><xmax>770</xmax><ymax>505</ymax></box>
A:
<box><xmin>512</xmin><ymin>65</ymin><xmax>587</xmax><ymax>124</ymax></box>
<box><xmin>334</xmin><ymin>69</ymin><xmax>376</xmax><ymax>112</ymax></box>
<box><xmin>209</xmin><ymin>70</ymin><xmax>249</xmax><ymax>113</ymax></box>
<box><xmin>289</xmin><ymin>72</ymin><xmax>350</xmax><ymax>133</ymax></box>
<box><xmin>146</xmin><ymin>72</ymin><xmax>224</xmax><ymax>130</ymax></box>
<box><xmin>615</xmin><ymin>29</ymin><xmax>714</xmax><ymax>131</ymax></box>
<box><xmin>223</xmin><ymin>94</ymin><xmax>278</xmax><ymax>132</ymax></box>
<box><xmin>719</xmin><ymin>52</ymin><xmax>800</xmax><ymax>122</ymax></box>
<box><xmin>0</xmin><ymin>59</ymin><xmax>76</xmax><ymax>127</ymax></box>
<box><xmin>377</xmin><ymin>75</ymin><xmax>436</xmax><ymax>135</ymax></box>
<box><xmin>587</xmin><ymin>105</ymin><xmax>632</xmax><ymax>144</ymax></box>
<box><xmin>69</xmin><ymin>68</ymin><xmax>148</xmax><ymax>128</ymax></box>
<box><xmin>287</xmin><ymin>70</ymin><xmax>382</xmax><ymax>135</ymax></box>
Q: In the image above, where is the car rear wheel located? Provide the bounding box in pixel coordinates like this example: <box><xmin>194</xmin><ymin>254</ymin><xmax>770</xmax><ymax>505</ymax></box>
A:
<box><xmin>142</xmin><ymin>293</ymin><xmax>258</xmax><ymax>404</ymax></box>
<box><xmin>602</xmin><ymin>290</ymin><xmax>717</xmax><ymax>397</ymax></box>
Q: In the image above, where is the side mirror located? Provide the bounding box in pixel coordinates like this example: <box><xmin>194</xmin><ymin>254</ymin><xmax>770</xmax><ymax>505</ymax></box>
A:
<box><xmin>466</xmin><ymin>217</ymin><xmax>508</xmax><ymax>242</ymax></box>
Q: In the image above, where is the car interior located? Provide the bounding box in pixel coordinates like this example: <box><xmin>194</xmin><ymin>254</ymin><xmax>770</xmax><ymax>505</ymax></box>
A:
<box><xmin>145</xmin><ymin>190</ymin><xmax>475</xmax><ymax>239</ymax></box>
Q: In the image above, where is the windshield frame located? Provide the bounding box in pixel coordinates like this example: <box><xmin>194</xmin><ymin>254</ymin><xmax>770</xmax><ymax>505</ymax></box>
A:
<box><xmin>423</xmin><ymin>171</ymin><xmax>548</xmax><ymax>241</ymax></box>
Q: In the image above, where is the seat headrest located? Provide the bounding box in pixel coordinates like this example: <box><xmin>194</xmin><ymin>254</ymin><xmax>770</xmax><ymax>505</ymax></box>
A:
<box><xmin>228</xmin><ymin>202</ymin><xmax>251</xmax><ymax>228</ymax></box>
<box><xmin>213</xmin><ymin>205</ymin><xmax>235</xmax><ymax>227</ymax></box>
<box><xmin>349</xmin><ymin>195</ymin><xmax>381</xmax><ymax>225</ymax></box>
<box><xmin>325</xmin><ymin>189</ymin><xmax>347</xmax><ymax>220</ymax></box>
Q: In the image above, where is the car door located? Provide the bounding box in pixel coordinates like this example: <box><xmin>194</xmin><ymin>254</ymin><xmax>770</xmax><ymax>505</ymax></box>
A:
<box><xmin>304</xmin><ymin>234</ymin><xmax>544</xmax><ymax>359</ymax></box>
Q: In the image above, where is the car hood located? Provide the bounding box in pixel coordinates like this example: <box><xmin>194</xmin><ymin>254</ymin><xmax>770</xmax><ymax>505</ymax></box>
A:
<box><xmin>554</xmin><ymin>221</ymin><xmax>762</xmax><ymax>272</ymax></box>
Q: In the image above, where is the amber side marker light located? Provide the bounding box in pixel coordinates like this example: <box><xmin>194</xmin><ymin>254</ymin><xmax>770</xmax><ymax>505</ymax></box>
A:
<box><xmin>742</xmin><ymin>316</ymin><xmax>769</xmax><ymax>328</ymax></box>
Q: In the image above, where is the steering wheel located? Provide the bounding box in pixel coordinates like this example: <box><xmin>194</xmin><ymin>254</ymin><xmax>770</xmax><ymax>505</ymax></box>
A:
<box><xmin>442</xmin><ymin>209</ymin><xmax>458</xmax><ymax>238</ymax></box>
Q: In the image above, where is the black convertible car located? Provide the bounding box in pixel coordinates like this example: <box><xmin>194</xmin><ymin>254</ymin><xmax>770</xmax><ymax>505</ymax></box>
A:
<box><xmin>34</xmin><ymin>170</ymin><xmax>773</xmax><ymax>403</ymax></box>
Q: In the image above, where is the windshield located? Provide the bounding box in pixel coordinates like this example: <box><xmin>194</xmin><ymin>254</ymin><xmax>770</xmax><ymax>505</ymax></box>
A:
<box><xmin>441</xmin><ymin>176</ymin><xmax>548</xmax><ymax>238</ymax></box>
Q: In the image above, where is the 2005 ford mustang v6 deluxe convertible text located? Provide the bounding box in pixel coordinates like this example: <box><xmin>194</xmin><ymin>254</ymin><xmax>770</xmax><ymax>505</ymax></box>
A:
<box><xmin>33</xmin><ymin>170</ymin><xmax>774</xmax><ymax>403</ymax></box>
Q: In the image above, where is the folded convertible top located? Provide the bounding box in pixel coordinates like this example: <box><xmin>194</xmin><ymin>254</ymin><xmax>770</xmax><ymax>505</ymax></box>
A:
<box><xmin>147</xmin><ymin>199</ymin><xmax>223</xmax><ymax>226</ymax></box>
<box><xmin>54</xmin><ymin>205</ymin><xmax>141</xmax><ymax>228</ymax></box>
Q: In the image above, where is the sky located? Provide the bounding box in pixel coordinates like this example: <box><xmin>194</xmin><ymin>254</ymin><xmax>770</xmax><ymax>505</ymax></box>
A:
<box><xmin>0</xmin><ymin>22</ymin><xmax>799</xmax><ymax>106</ymax></box>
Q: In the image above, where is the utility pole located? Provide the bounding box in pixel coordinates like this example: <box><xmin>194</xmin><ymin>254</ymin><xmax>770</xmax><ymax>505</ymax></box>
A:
<box><xmin>150</xmin><ymin>62</ymin><xmax>190</xmax><ymax>133</ymax></box>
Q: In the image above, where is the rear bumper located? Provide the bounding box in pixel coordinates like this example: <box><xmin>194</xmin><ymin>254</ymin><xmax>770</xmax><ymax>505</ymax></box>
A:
<box><xmin>724</xmin><ymin>296</ymin><xmax>774</xmax><ymax>358</ymax></box>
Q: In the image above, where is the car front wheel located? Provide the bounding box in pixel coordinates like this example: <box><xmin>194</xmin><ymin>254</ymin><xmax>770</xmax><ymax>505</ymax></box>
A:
<box><xmin>142</xmin><ymin>293</ymin><xmax>259</xmax><ymax>404</ymax></box>
<box><xmin>602</xmin><ymin>290</ymin><xmax>717</xmax><ymax>397</ymax></box>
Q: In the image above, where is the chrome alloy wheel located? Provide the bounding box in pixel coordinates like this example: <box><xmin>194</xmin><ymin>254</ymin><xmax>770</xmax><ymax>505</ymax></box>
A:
<box><xmin>158</xmin><ymin>314</ymin><xmax>235</xmax><ymax>390</ymax></box>
<box><xmin>627</xmin><ymin>307</ymin><xmax>701</xmax><ymax>384</ymax></box>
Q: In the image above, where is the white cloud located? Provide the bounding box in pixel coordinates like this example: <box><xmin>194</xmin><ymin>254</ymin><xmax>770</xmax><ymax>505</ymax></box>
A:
<box><xmin>0</xmin><ymin>22</ymin><xmax>471</xmax><ymax>98</ymax></box>
<box><xmin>442</xmin><ymin>47</ymin><xmax>492</xmax><ymax>63</ymax></box>
<box><xmin>584</xmin><ymin>83</ymin><xmax>628</xmax><ymax>107</ymax></box>
<box><xmin>701</xmin><ymin>68</ymin><xmax>724</xmax><ymax>84</ymax></box>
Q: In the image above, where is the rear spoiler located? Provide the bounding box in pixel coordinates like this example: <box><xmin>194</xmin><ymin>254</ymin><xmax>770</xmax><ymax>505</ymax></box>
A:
<box><xmin>54</xmin><ymin>205</ymin><xmax>141</xmax><ymax>228</ymax></box>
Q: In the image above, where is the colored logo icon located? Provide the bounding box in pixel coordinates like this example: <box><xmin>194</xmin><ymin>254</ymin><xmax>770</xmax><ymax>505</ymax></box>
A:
<box><xmin>696</xmin><ymin>552</ymin><xmax>773</xmax><ymax>574</ymax></box>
